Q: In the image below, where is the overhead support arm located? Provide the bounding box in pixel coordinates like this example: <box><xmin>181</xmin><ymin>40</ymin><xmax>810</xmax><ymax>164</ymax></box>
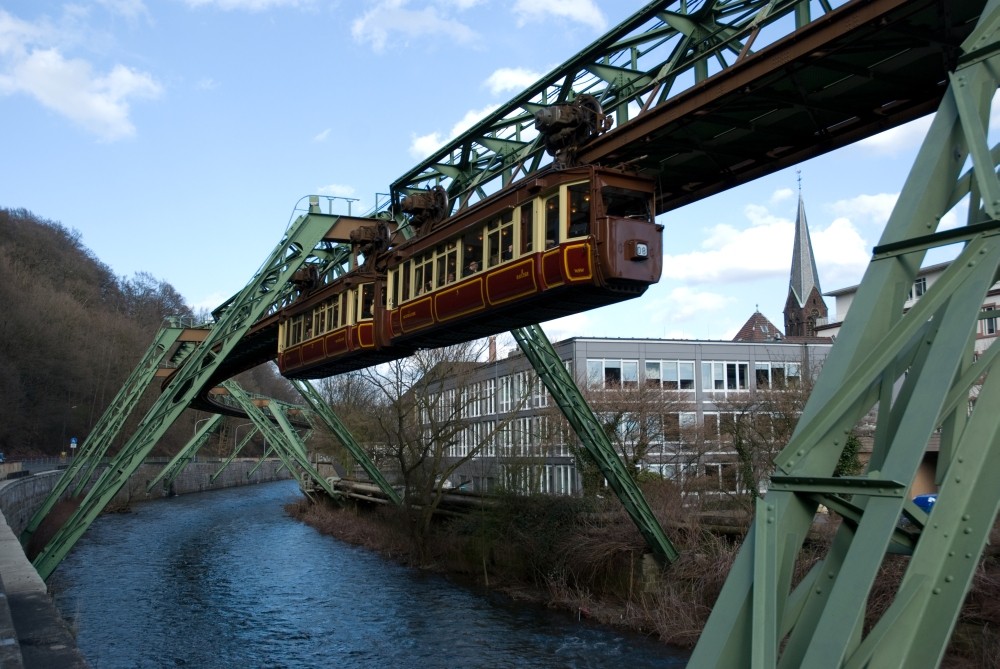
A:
<box><xmin>511</xmin><ymin>324</ymin><xmax>679</xmax><ymax>565</ymax></box>
<box><xmin>221</xmin><ymin>381</ymin><xmax>339</xmax><ymax>501</ymax></box>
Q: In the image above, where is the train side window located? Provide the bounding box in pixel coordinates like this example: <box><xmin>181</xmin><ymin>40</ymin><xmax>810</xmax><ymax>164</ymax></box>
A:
<box><xmin>487</xmin><ymin>218</ymin><xmax>501</xmax><ymax>267</ymax></box>
<box><xmin>544</xmin><ymin>195</ymin><xmax>559</xmax><ymax>248</ymax></box>
<box><xmin>437</xmin><ymin>241</ymin><xmax>458</xmax><ymax>287</ymax></box>
<box><xmin>500</xmin><ymin>211</ymin><xmax>513</xmax><ymax>260</ymax></box>
<box><xmin>602</xmin><ymin>186</ymin><xmax>651</xmax><ymax>220</ymax></box>
<box><xmin>463</xmin><ymin>230</ymin><xmax>482</xmax><ymax>276</ymax></box>
<box><xmin>359</xmin><ymin>284</ymin><xmax>374</xmax><ymax>320</ymax></box>
<box><xmin>567</xmin><ymin>183</ymin><xmax>590</xmax><ymax>237</ymax></box>
<box><xmin>330</xmin><ymin>295</ymin><xmax>340</xmax><ymax>329</ymax></box>
<box><xmin>401</xmin><ymin>261</ymin><xmax>411</xmax><ymax>302</ymax></box>
<box><xmin>519</xmin><ymin>203</ymin><xmax>534</xmax><ymax>255</ymax></box>
<box><xmin>415</xmin><ymin>253</ymin><xmax>433</xmax><ymax>295</ymax></box>
<box><xmin>314</xmin><ymin>303</ymin><xmax>327</xmax><ymax>336</ymax></box>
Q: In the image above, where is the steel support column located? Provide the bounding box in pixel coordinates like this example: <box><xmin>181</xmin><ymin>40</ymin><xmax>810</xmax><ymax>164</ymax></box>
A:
<box><xmin>20</xmin><ymin>321</ymin><xmax>187</xmax><ymax>546</ymax></box>
<box><xmin>32</xmin><ymin>207</ymin><xmax>342</xmax><ymax>580</ymax></box>
<box><xmin>290</xmin><ymin>379</ymin><xmax>402</xmax><ymax>505</ymax></box>
<box><xmin>144</xmin><ymin>414</ymin><xmax>223</xmax><ymax>493</ymax></box>
<box><xmin>512</xmin><ymin>324</ymin><xmax>679</xmax><ymax>564</ymax></box>
<box><xmin>690</xmin><ymin>3</ymin><xmax>1000</xmax><ymax>665</ymax></box>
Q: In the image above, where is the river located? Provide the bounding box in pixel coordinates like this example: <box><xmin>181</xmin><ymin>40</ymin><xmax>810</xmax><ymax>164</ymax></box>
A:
<box><xmin>49</xmin><ymin>480</ymin><xmax>689</xmax><ymax>668</ymax></box>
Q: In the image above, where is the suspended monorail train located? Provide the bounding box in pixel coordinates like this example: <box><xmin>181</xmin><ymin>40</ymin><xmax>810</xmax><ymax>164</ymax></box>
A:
<box><xmin>276</xmin><ymin>164</ymin><xmax>662</xmax><ymax>379</ymax></box>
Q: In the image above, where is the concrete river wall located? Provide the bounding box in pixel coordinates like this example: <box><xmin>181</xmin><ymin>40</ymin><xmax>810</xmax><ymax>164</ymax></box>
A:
<box><xmin>0</xmin><ymin>459</ymin><xmax>294</xmax><ymax>668</ymax></box>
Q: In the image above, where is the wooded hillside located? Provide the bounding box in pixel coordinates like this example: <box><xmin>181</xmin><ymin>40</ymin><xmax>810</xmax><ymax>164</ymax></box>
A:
<box><xmin>0</xmin><ymin>207</ymin><xmax>290</xmax><ymax>457</ymax></box>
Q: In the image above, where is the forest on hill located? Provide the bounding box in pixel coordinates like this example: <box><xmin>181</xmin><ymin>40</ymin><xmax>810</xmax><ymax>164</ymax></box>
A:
<box><xmin>0</xmin><ymin>207</ymin><xmax>291</xmax><ymax>458</ymax></box>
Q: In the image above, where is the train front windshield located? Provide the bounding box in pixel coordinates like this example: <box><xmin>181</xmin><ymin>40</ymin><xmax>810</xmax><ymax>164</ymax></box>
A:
<box><xmin>602</xmin><ymin>186</ymin><xmax>651</xmax><ymax>221</ymax></box>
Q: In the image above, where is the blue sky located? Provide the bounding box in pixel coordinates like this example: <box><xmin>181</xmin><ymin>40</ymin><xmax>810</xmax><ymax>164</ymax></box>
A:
<box><xmin>0</xmin><ymin>0</ymin><xmax>975</xmax><ymax>345</ymax></box>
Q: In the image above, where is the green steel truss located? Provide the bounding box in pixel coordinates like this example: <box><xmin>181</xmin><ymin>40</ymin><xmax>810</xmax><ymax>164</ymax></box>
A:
<box><xmin>211</xmin><ymin>424</ymin><xmax>259</xmax><ymax>483</ymax></box>
<box><xmin>144</xmin><ymin>414</ymin><xmax>224</xmax><ymax>493</ymax></box>
<box><xmin>20</xmin><ymin>320</ymin><xmax>188</xmax><ymax>546</ymax></box>
<box><xmin>220</xmin><ymin>381</ymin><xmax>338</xmax><ymax>499</ymax></box>
<box><xmin>291</xmin><ymin>379</ymin><xmax>403</xmax><ymax>505</ymax></box>
<box><xmin>32</xmin><ymin>207</ymin><xmax>344</xmax><ymax>580</ymax></box>
<box><xmin>512</xmin><ymin>324</ymin><xmax>679</xmax><ymax>564</ymax></box>
<box><xmin>387</xmin><ymin>0</ymin><xmax>876</xmax><ymax>214</ymax></box>
<box><xmin>690</xmin><ymin>3</ymin><xmax>1000</xmax><ymax>665</ymax></box>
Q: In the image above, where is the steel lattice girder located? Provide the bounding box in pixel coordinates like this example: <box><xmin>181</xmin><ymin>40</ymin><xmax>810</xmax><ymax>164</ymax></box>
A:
<box><xmin>291</xmin><ymin>379</ymin><xmax>403</xmax><ymax>506</ymax></box>
<box><xmin>144</xmin><ymin>414</ymin><xmax>223</xmax><ymax>493</ymax></box>
<box><xmin>512</xmin><ymin>324</ymin><xmax>679</xmax><ymax>564</ymax></box>
<box><xmin>31</xmin><ymin>210</ymin><xmax>342</xmax><ymax>581</ymax></box>
<box><xmin>20</xmin><ymin>321</ymin><xmax>188</xmax><ymax>547</ymax></box>
<box><xmin>388</xmin><ymin>0</ymin><xmax>984</xmax><ymax>219</ymax></box>
<box><xmin>690</xmin><ymin>2</ymin><xmax>1000</xmax><ymax>665</ymax></box>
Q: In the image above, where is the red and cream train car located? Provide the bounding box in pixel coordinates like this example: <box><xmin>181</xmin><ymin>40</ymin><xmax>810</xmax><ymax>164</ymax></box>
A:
<box><xmin>278</xmin><ymin>164</ymin><xmax>662</xmax><ymax>379</ymax></box>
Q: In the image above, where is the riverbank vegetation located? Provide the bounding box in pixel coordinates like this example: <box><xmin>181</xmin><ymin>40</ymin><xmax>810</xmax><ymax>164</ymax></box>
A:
<box><xmin>289</xmin><ymin>487</ymin><xmax>1000</xmax><ymax>667</ymax></box>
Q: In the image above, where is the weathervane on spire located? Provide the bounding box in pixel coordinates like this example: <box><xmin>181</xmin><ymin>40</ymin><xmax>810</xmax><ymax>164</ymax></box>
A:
<box><xmin>797</xmin><ymin>169</ymin><xmax>802</xmax><ymax>193</ymax></box>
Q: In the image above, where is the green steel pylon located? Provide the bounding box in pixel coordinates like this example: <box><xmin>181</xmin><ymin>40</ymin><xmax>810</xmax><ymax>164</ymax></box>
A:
<box><xmin>20</xmin><ymin>320</ymin><xmax>189</xmax><ymax>547</ymax></box>
<box><xmin>290</xmin><ymin>379</ymin><xmax>402</xmax><ymax>505</ymax></box>
<box><xmin>32</xmin><ymin>205</ymin><xmax>343</xmax><ymax>580</ymax></box>
<box><xmin>144</xmin><ymin>414</ymin><xmax>223</xmax><ymax>493</ymax></box>
<box><xmin>512</xmin><ymin>324</ymin><xmax>679</xmax><ymax>564</ymax></box>
<box><xmin>222</xmin><ymin>381</ymin><xmax>339</xmax><ymax>499</ymax></box>
<box><xmin>690</xmin><ymin>3</ymin><xmax>1000</xmax><ymax>666</ymax></box>
<box><xmin>211</xmin><ymin>423</ymin><xmax>259</xmax><ymax>483</ymax></box>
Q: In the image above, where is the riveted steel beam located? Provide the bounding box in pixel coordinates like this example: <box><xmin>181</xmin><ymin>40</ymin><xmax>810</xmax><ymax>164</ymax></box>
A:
<box><xmin>512</xmin><ymin>324</ymin><xmax>678</xmax><ymax>564</ymax></box>
<box><xmin>690</xmin><ymin>3</ymin><xmax>1000</xmax><ymax>664</ymax></box>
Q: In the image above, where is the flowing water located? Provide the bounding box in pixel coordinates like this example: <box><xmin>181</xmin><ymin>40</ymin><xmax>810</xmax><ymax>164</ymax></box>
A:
<box><xmin>50</xmin><ymin>480</ymin><xmax>689</xmax><ymax>668</ymax></box>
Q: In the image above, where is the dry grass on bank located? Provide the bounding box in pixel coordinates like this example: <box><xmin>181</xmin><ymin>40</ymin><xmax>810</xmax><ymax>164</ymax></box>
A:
<box><xmin>286</xmin><ymin>486</ymin><xmax>1000</xmax><ymax>667</ymax></box>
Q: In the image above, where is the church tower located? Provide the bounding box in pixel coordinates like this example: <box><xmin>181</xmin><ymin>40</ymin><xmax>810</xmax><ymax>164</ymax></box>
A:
<box><xmin>783</xmin><ymin>179</ymin><xmax>828</xmax><ymax>338</ymax></box>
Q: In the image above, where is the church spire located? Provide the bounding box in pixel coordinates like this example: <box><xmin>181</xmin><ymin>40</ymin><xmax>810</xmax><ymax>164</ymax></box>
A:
<box><xmin>784</xmin><ymin>175</ymin><xmax>828</xmax><ymax>337</ymax></box>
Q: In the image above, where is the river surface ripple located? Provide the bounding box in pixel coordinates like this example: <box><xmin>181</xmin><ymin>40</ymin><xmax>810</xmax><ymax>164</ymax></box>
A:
<box><xmin>50</xmin><ymin>480</ymin><xmax>689</xmax><ymax>668</ymax></box>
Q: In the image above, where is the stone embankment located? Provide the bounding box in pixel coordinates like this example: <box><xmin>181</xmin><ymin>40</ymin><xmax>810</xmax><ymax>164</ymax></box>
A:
<box><xmin>0</xmin><ymin>459</ymin><xmax>293</xmax><ymax>668</ymax></box>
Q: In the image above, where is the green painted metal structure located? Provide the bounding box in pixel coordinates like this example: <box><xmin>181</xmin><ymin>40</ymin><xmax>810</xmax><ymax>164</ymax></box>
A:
<box><xmin>211</xmin><ymin>424</ymin><xmax>259</xmax><ymax>483</ymax></box>
<box><xmin>20</xmin><ymin>320</ymin><xmax>189</xmax><ymax>547</ymax></box>
<box><xmin>291</xmin><ymin>379</ymin><xmax>403</xmax><ymax>506</ymax></box>
<box><xmin>144</xmin><ymin>414</ymin><xmax>223</xmax><ymax>493</ymax></box>
<box><xmin>26</xmin><ymin>0</ymin><xmax>1000</xmax><ymax>661</ymax></box>
<box><xmin>32</xmin><ymin>206</ymin><xmax>343</xmax><ymax>580</ymax></box>
<box><xmin>512</xmin><ymin>324</ymin><xmax>679</xmax><ymax>564</ymax></box>
<box><xmin>689</xmin><ymin>2</ymin><xmax>1000</xmax><ymax>665</ymax></box>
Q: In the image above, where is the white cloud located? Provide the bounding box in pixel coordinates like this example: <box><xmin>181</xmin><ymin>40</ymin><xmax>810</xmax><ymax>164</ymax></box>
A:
<box><xmin>0</xmin><ymin>9</ymin><xmax>162</xmax><ymax>141</ymax></box>
<box><xmin>196</xmin><ymin>77</ymin><xmax>217</xmax><ymax>90</ymax></box>
<box><xmin>408</xmin><ymin>103</ymin><xmax>499</xmax><ymax>157</ymax></box>
<box><xmin>828</xmin><ymin>192</ymin><xmax>898</xmax><ymax>227</ymax></box>
<box><xmin>182</xmin><ymin>0</ymin><xmax>307</xmax><ymax>10</ymax></box>
<box><xmin>770</xmin><ymin>187</ymin><xmax>794</xmax><ymax>204</ymax></box>
<box><xmin>665</xmin><ymin>199</ymin><xmax>873</xmax><ymax>290</ymax></box>
<box><xmin>811</xmin><ymin>217</ymin><xmax>870</xmax><ymax>288</ymax></box>
<box><xmin>652</xmin><ymin>286</ymin><xmax>735</xmax><ymax>323</ymax></box>
<box><xmin>316</xmin><ymin>183</ymin><xmax>356</xmax><ymax>197</ymax></box>
<box><xmin>512</xmin><ymin>0</ymin><xmax>605</xmax><ymax>31</ymax></box>
<box><xmin>539</xmin><ymin>312</ymin><xmax>592</xmax><ymax>342</ymax></box>
<box><xmin>857</xmin><ymin>116</ymin><xmax>932</xmax><ymax>156</ymax></box>
<box><xmin>97</xmin><ymin>0</ymin><xmax>151</xmax><ymax>22</ymax></box>
<box><xmin>410</xmin><ymin>130</ymin><xmax>445</xmax><ymax>158</ymax></box>
<box><xmin>313</xmin><ymin>128</ymin><xmax>331</xmax><ymax>142</ymax></box>
<box><xmin>484</xmin><ymin>67</ymin><xmax>542</xmax><ymax>96</ymax></box>
<box><xmin>351</xmin><ymin>0</ymin><xmax>478</xmax><ymax>52</ymax></box>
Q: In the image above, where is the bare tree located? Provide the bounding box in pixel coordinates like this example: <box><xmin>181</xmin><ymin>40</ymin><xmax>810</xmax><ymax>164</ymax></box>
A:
<box><xmin>359</xmin><ymin>339</ymin><xmax>526</xmax><ymax>556</ymax></box>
